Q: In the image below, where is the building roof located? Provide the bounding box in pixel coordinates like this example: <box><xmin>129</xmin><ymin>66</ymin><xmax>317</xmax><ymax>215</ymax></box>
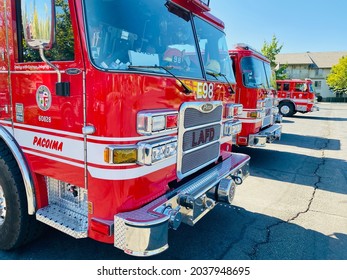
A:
<box><xmin>275</xmin><ymin>51</ymin><xmax>347</xmax><ymax>68</ymax></box>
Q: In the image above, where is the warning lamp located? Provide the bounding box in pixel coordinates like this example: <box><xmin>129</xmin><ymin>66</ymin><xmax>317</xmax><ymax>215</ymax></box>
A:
<box><xmin>166</xmin><ymin>114</ymin><xmax>178</xmax><ymax>129</ymax></box>
<box><xmin>91</xmin><ymin>218</ymin><xmax>113</xmax><ymax>236</ymax></box>
<box><xmin>104</xmin><ymin>146</ymin><xmax>137</xmax><ymax>164</ymax></box>
<box><xmin>137</xmin><ymin>110</ymin><xmax>178</xmax><ymax>135</ymax></box>
<box><xmin>224</xmin><ymin>103</ymin><xmax>243</xmax><ymax>119</ymax></box>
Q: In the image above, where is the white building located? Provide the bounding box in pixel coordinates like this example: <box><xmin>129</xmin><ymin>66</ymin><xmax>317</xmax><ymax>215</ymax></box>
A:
<box><xmin>275</xmin><ymin>51</ymin><xmax>347</xmax><ymax>99</ymax></box>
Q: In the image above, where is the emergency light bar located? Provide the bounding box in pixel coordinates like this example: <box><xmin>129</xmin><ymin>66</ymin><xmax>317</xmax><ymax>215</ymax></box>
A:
<box><xmin>198</xmin><ymin>0</ymin><xmax>210</xmax><ymax>6</ymax></box>
<box><xmin>191</xmin><ymin>0</ymin><xmax>210</xmax><ymax>11</ymax></box>
<box><xmin>234</xmin><ymin>43</ymin><xmax>268</xmax><ymax>61</ymax></box>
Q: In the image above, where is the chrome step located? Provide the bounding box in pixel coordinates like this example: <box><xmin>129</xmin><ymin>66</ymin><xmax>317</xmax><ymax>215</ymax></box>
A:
<box><xmin>36</xmin><ymin>204</ymin><xmax>88</xmax><ymax>238</ymax></box>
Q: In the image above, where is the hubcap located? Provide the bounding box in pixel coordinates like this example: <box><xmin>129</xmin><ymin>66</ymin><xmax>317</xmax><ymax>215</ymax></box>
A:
<box><xmin>280</xmin><ymin>105</ymin><xmax>290</xmax><ymax>115</ymax></box>
<box><xmin>0</xmin><ymin>185</ymin><xmax>6</xmax><ymax>226</ymax></box>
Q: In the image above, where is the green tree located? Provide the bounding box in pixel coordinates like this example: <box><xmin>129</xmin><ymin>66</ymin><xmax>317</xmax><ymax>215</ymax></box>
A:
<box><xmin>261</xmin><ymin>35</ymin><xmax>287</xmax><ymax>80</ymax></box>
<box><xmin>326</xmin><ymin>56</ymin><xmax>347</xmax><ymax>96</ymax></box>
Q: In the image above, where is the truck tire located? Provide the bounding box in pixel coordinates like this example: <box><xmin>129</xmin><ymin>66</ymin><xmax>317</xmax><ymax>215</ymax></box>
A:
<box><xmin>279</xmin><ymin>102</ymin><xmax>295</xmax><ymax>117</ymax></box>
<box><xmin>0</xmin><ymin>142</ymin><xmax>44</xmax><ymax>250</ymax></box>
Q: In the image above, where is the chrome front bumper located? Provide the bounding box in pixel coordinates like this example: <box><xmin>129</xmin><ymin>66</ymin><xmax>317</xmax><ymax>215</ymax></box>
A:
<box><xmin>249</xmin><ymin>124</ymin><xmax>282</xmax><ymax>147</ymax></box>
<box><xmin>114</xmin><ymin>153</ymin><xmax>250</xmax><ymax>256</ymax></box>
<box><xmin>311</xmin><ymin>105</ymin><xmax>320</xmax><ymax>112</ymax></box>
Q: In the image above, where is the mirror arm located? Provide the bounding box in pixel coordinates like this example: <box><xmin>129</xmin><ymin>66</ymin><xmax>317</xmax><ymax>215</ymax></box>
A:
<box><xmin>39</xmin><ymin>46</ymin><xmax>61</xmax><ymax>83</ymax></box>
<box><xmin>39</xmin><ymin>46</ymin><xmax>70</xmax><ymax>97</ymax></box>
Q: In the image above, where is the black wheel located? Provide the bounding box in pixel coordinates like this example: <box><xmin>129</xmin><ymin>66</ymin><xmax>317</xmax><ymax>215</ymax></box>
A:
<box><xmin>0</xmin><ymin>142</ymin><xmax>44</xmax><ymax>250</ymax></box>
<box><xmin>279</xmin><ymin>102</ymin><xmax>295</xmax><ymax>117</ymax></box>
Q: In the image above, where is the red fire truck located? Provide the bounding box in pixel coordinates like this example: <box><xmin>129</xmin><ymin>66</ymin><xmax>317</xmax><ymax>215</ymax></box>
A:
<box><xmin>276</xmin><ymin>79</ymin><xmax>319</xmax><ymax>117</ymax></box>
<box><xmin>229</xmin><ymin>44</ymin><xmax>282</xmax><ymax>147</ymax></box>
<box><xmin>0</xmin><ymin>0</ymin><xmax>250</xmax><ymax>256</ymax></box>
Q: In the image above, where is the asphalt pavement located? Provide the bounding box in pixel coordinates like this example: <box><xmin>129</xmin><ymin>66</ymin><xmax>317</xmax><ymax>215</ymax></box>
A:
<box><xmin>0</xmin><ymin>102</ymin><xmax>346</xmax><ymax>260</ymax></box>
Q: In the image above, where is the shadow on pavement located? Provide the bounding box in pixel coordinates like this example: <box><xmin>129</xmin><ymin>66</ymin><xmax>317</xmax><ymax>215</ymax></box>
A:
<box><xmin>234</xmin><ymin>146</ymin><xmax>347</xmax><ymax>195</ymax></box>
<box><xmin>2</xmin><ymin>205</ymin><xmax>346</xmax><ymax>260</ymax></box>
<box><xmin>289</xmin><ymin>115</ymin><xmax>347</xmax><ymax>122</ymax></box>
<box><xmin>273</xmin><ymin>133</ymin><xmax>341</xmax><ymax>151</ymax></box>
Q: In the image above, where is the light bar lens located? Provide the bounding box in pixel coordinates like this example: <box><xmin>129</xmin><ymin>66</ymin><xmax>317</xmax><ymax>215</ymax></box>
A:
<box><xmin>166</xmin><ymin>114</ymin><xmax>178</xmax><ymax>129</ymax></box>
<box><xmin>152</xmin><ymin>115</ymin><xmax>165</xmax><ymax>132</ymax></box>
<box><xmin>224</xmin><ymin>104</ymin><xmax>243</xmax><ymax>119</ymax></box>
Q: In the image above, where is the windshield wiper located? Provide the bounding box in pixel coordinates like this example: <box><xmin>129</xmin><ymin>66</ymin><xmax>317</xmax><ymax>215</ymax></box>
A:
<box><xmin>128</xmin><ymin>65</ymin><xmax>192</xmax><ymax>94</ymax></box>
<box><xmin>206</xmin><ymin>70</ymin><xmax>235</xmax><ymax>94</ymax></box>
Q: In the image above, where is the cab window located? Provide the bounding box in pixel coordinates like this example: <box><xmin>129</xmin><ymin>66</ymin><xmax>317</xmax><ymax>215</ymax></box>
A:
<box><xmin>283</xmin><ymin>83</ymin><xmax>290</xmax><ymax>91</ymax></box>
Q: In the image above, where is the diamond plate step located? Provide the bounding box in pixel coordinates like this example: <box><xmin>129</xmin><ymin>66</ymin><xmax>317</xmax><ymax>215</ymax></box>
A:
<box><xmin>36</xmin><ymin>204</ymin><xmax>88</xmax><ymax>238</ymax></box>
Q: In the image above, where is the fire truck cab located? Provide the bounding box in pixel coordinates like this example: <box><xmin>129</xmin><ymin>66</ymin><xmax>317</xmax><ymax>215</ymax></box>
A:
<box><xmin>276</xmin><ymin>79</ymin><xmax>320</xmax><ymax>117</ymax></box>
<box><xmin>229</xmin><ymin>44</ymin><xmax>282</xmax><ymax>147</ymax></box>
<box><xmin>0</xmin><ymin>0</ymin><xmax>250</xmax><ymax>256</ymax></box>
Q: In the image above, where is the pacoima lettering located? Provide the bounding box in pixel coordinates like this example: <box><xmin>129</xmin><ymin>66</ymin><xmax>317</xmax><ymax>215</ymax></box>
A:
<box><xmin>33</xmin><ymin>136</ymin><xmax>63</xmax><ymax>152</ymax></box>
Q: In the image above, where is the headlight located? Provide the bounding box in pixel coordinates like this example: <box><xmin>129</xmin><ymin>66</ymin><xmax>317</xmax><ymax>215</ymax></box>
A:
<box><xmin>223</xmin><ymin>120</ymin><xmax>242</xmax><ymax>136</ymax></box>
<box><xmin>138</xmin><ymin>137</ymin><xmax>177</xmax><ymax>165</ymax></box>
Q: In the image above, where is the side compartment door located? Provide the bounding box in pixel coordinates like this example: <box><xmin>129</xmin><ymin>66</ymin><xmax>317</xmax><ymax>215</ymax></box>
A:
<box><xmin>0</xmin><ymin>1</ymin><xmax>11</xmax><ymax>122</ymax></box>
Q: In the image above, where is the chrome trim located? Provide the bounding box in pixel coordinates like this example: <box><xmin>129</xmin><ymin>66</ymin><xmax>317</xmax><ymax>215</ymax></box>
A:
<box><xmin>249</xmin><ymin>123</ymin><xmax>282</xmax><ymax>147</ymax></box>
<box><xmin>83</xmin><ymin>71</ymin><xmax>88</xmax><ymax>190</ymax></box>
<box><xmin>137</xmin><ymin>109</ymin><xmax>178</xmax><ymax>136</ymax></box>
<box><xmin>36</xmin><ymin>177</ymin><xmax>88</xmax><ymax>238</ymax></box>
<box><xmin>311</xmin><ymin>105</ymin><xmax>320</xmax><ymax>112</ymax></box>
<box><xmin>82</xmin><ymin>125</ymin><xmax>95</xmax><ymax>135</ymax></box>
<box><xmin>36</xmin><ymin>48</ymin><xmax>61</xmax><ymax>82</ymax></box>
<box><xmin>296</xmin><ymin>105</ymin><xmax>308</xmax><ymax>112</ymax></box>
<box><xmin>9</xmin><ymin>70</ymin><xmax>66</xmax><ymax>74</ymax></box>
<box><xmin>0</xmin><ymin>126</ymin><xmax>36</xmax><ymax>214</ymax></box>
<box><xmin>114</xmin><ymin>153</ymin><xmax>250</xmax><ymax>256</ymax></box>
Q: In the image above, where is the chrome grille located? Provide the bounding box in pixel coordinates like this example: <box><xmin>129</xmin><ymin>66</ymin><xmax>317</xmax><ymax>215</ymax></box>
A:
<box><xmin>182</xmin><ymin>124</ymin><xmax>221</xmax><ymax>151</ymax></box>
<box><xmin>181</xmin><ymin>142</ymin><xmax>220</xmax><ymax>174</ymax></box>
<box><xmin>177</xmin><ymin>102</ymin><xmax>223</xmax><ymax>179</ymax></box>
<box><xmin>184</xmin><ymin>106</ymin><xmax>223</xmax><ymax>128</ymax></box>
<box><xmin>262</xmin><ymin>98</ymin><xmax>274</xmax><ymax>128</ymax></box>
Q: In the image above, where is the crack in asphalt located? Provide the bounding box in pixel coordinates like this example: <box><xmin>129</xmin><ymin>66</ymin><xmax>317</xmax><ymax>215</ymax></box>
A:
<box><xmin>248</xmin><ymin>139</ymin><xmax>328</xmax><ymax>260</ymax></box>
<box><xmin>218</xmin><ymin>205</ymin><xmax>257</xmax><ymax>259</ymax></box>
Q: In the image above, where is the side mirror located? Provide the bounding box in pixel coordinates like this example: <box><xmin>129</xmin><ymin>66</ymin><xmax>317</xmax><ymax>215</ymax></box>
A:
<box><xmin>21</xmin><ymin>0</ymin><xmax>55</xmax><ymax>50</ymax></box>
<box><xmin>20</xmin><ymin>0</ymin><xmax>69</xmax><ymax>97</ymax></box>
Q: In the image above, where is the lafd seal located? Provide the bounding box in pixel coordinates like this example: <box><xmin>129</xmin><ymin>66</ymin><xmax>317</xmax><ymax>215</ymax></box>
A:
<box><xmin>36</xmin><ymin>85</ymin><xmax>52</xmax><ymax>111</ymax></box>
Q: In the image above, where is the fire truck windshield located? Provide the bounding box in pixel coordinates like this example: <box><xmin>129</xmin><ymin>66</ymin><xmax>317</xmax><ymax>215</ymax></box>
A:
<box><xmin>241</xmin><ymin>57</ymin><xmax>273</xmax><ymax>89</ymax></box>
<box><xmin>83</xmin><ymin>0</ymin><xmax>234</xmax><ymax>82</ymax></box>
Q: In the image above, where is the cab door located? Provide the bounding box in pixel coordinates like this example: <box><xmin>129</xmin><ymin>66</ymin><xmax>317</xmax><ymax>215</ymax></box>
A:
<box><xmin>0</xmin><ymin>1</ymin><xmax>11</xmax><ymax>122</ymax></box>
<box><xmin>10</xmin><ymin>0</ymin><xmax>86</xmax><ymax>187</ymax></box>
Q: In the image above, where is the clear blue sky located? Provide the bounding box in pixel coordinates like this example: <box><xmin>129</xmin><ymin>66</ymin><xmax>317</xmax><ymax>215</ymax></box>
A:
<box><xmin>210</xmin><ymin>0</ymin><xmax>347</xmax><ymax>53</ymax></box>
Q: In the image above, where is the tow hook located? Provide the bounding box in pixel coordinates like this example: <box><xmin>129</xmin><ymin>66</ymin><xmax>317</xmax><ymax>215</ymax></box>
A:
<box><xmin>158</xmin><ymin>205</ymin><xmax>182</xmax><ymax>230</ymax></box>
<box><xmin>177</xmin><ymin>194</ymin><xmax>194</xmax><ymax>209</ymax></box>
<box><xmin>231</xmin><ymin>175</ymin><xmax>243</xmax><ymax>185</ymax></box>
